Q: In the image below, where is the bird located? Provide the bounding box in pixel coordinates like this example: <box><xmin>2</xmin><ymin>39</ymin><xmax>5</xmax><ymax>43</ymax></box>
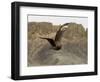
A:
<box><xmin>39</xmin><ymin>23</ymin><xmax>70</xmax><ymax>50</ymax></box>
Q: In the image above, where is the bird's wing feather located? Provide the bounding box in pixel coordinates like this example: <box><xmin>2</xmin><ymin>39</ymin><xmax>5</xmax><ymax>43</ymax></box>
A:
<box><xmin>39</xmin><ymin>37</ymin><xmax>56</xmax><ymax>47</ymax></box>
<box><xmin>55</xmin><ymin>23</ymin><xmax>69</xmax><ymax>42</ymax></box>
<box><xmin>55</xmin><ymin>30</ymin><xmax>63</xmax><ymax>42</ymax></box>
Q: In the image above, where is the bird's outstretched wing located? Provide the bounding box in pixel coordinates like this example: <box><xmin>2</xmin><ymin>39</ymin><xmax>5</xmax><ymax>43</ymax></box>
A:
<box><xmin>58</xmin><ymin>23</ymin><xmax>70</xmax><ymax>31</ymax></box>
<box><xmin>39</xmin><ymin>37</ymin><xmax>56</xmax><ymax>47</ymax></box>
<box><xmin>55</xmin><ymin>23</ymin><xmax>69</xmax><ymax>42</ymax></box>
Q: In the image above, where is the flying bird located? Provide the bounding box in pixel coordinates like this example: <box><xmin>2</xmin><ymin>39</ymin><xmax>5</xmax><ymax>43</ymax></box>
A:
<box><xmin>39</xmin><ymin>23</ymin><xmax>70</xmax><ymax>50</ymax></box>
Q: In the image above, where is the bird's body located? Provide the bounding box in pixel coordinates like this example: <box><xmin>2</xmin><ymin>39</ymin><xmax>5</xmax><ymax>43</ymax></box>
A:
<box><xmin>39</xmin><ymin>23</ymin><xmax>70</xmax><ymax>50</ymax></box>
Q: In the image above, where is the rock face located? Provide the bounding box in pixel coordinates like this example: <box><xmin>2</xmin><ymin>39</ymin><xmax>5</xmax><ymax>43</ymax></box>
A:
<box><xmin>28</xmin><ymin>22</ymin><xmax>53</xmax><ymax>35</ymax></box>
<box><xmin>63</xmin><ymin>23</ymin><xmax>86</xmax><ymax>40</ymax></box>
<box><xmin>28</xmin><ymin>22</ymin><xmax>88</xmax><ymax>66</ymax></box>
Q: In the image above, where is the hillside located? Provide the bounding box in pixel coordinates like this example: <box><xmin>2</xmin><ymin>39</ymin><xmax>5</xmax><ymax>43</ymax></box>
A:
<box><xmin>28</xmin><ymin>22</ymin><xmax>88</xmax><ymax>66</ymax></box>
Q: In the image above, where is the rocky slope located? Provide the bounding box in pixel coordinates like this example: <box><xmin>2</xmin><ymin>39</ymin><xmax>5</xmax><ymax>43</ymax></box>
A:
<box><xmin>28</xmin><ymin>22</ymin><xmax>88</xmax><ymax>66</ymax></box>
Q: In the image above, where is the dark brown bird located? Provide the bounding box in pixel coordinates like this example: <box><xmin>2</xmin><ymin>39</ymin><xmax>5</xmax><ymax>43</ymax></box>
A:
<box><xmin>40</xmin><ymin>23</ymin><xmax>70</xmax><ymax>50</ymax></box>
